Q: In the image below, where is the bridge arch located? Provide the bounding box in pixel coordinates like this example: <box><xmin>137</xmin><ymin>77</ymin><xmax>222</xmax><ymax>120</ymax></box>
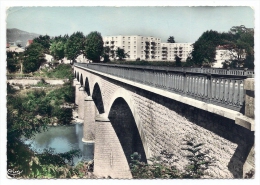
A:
<box><xmin>76</xmin><ymin>72</ymin><xmax>79</xmax><ymax>81</ymax></box>
<box><xmin>107</xmin><ymin>88</ymin><xmax>149</xmax><ymax>163</ymax></box>
<box><xmin>92</xmin><ymin>82</ymin><xmax>105</xmax><ymax>114</ymax></box>
<box><xmin>74</xmin><ymin>71</ymin><xmax>77</xmax><ymax>78</ymax></box>
<box><xmin>84</xmin><ymin>77</ymin><xmax>91</xmax><ymax>96</ymax></box>
<box><xmin>80</xmin><ymin>74</ymin><xmax>84</xmax><ymax>86</ymax></box>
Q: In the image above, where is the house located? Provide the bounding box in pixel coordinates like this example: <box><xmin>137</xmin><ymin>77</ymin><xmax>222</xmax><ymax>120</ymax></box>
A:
<box><xmin>44</xmin><ymin>54</ymin><xmax>54</xmax><ymax>62</ymax></box>
<box><xmin>6</xmin><ymin>42</ymin><xmax>25</xmax><ymax>53</ymax></box>
<box><xmin>213</xmin><ymin>45</ymin><xmax>246</xmax><ymax>68</ymax></box>
<box><xmin>76</xmin><ymin>54</ymin><xmax>88</xmax><ymax>63</ymax></box>
<box><xmin>26</xmin><ymin>40</ymin><xmax>33</xmax><ymax>47</ymax></box>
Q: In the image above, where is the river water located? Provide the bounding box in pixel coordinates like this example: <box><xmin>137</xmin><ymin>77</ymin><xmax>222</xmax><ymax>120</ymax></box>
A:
<box><xmin>22</xmin><ymin>123</ymin><xmax>94</xmax><ymax>165</ymax></box>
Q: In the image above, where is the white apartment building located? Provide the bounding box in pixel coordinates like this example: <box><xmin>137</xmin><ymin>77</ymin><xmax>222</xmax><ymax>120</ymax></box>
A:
<box><xmin>160</xmin><ymin>42</ymin><xmax>193</xmax><ymax>62</ymax></box>
<box><xmin>103</xmin><ymin>35</ymin><xmax>193</xmax><ymax>62</ymax></box>
<box><xmin>103</xmin><ymin>35</ymin><xmax>161</xmax><ymax>61</ymax></box>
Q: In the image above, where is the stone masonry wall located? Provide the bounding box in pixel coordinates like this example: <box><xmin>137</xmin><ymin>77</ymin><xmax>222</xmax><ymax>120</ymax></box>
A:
<box><xmin>75</xmin><ymin>67</ymin><xmax>254</xmax><ymax>178</ymax></box>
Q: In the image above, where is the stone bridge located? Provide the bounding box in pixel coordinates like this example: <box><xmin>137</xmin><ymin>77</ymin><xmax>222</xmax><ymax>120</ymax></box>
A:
<box><xmin>73</xmin><ymin>63</ymin><xmax>255</xmax><ymax>179</ymax></box>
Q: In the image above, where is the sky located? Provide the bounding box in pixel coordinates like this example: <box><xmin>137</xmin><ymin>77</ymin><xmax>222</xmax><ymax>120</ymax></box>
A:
<box><xmin>6</xmin><ymin>6</ymin><xmax>254</xmax><ymax>43</ymax></box>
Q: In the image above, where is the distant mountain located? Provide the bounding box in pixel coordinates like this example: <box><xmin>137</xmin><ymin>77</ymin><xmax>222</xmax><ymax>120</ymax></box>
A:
<box><xmin>7</xmin><ymin>28</ymin><xmax>40</xmax><ymax>47</ymax></box>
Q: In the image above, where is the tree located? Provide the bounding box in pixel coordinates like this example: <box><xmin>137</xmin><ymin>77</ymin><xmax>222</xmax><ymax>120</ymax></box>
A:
<box><xmin>167</xmin><ymin>36</ymin><xmax>176</xmax><ymax>43</ymax></box>
<box><xmin>102</xmin><ymin>46</ymin><xmax>111</xmax><ymax>62</ymax></box>
<box><xmin>115</xmin><ymin>47</ymin><xmax>130</xmax><ymax>61</ymax></box>
<box><xmin>65</xmin><ymin>32</ymin><xmax>85</xmax><ymax>62</ymax></box>
<box><xmin>50</xmin><ymin>41</ymin><xmax>65</xmax><ymax>60</ymax></box>
<box><xmin>23</xmin><ymin>42</ymin><xmax>46</xmax><ymax>73</ymax></box>
<box><xmin>175</xmin><ymin>55</ymin><xmax>182</xmax><ymax>67</ymax></box>
<box><xmin>84</xmin><ymin>31</ymin><xmax>104</xmax><ymax>63</ymax></box>
<box><xmin>221</xmin><ymin>25</ymin><xmax>254</xmax><ymax>69</ymax></box>
<box><xmin>6</xmin><ymin>52</ymin><xmax>19</xmax><ymax>73</ymax></box>
<box><xmin>191</xmin><ymin>30</ymin><xmax>222</xmax><ymax>67</ymax></box>
<box><xmin>33</xmin><ymin>35</ymin><xmax>51</xmax><ymax>53</ymax></box>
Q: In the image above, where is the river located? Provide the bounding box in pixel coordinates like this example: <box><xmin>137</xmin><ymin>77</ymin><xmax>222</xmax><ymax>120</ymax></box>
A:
<box><xmin>22</xmin><ymin>123</ymin><xmax>94</xmax><ymax>165</ymax></box>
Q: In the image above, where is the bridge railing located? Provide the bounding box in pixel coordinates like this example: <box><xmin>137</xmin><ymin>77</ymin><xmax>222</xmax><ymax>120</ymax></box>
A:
<box><xmin>75</xmin><ymin>63</ymin><xmax>254</xmax><ymax>112</ymax></box>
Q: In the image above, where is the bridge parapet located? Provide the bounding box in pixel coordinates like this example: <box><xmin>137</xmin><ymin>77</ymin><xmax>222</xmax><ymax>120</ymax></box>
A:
<box><xmin>75</xmin><ymin>63</ymin><xmax>254</xmax><ymax>113</ymax></box>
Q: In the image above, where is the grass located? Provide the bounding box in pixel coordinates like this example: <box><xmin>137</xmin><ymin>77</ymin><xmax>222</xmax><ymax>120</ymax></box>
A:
<box><xmin>33</xmin><ymin>64</ymin><xmax>73</xmax><ymax>80</ymax></box>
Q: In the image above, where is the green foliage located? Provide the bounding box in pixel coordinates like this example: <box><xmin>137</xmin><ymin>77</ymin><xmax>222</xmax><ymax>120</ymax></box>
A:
<box><xmin>33</xmin><ymin>35</ymin><xmax>51</xmax><ymax>53</ymax></box>
<box><xmin>50</xmin><ymin>41</ymin><xmax>65</xmax><ymax>60</ymax></box>
<box><xmin>102</xmin><ymin>46</ymin><xmax>111</xmax><ymax>62</ymax></box>
<box><xmin>191</xmin><ymin>25</ymin><xmax>254</xmax><ymax>69</ymax></box>
<box><xmin>175</xmin><ymin>55</ymin><xmax>182</xmax><ymax>67</ymax></box>
<box><xmin>167</xmin><ymin>36</ymin><xmax>176</xmax><ymax>43</ymax></box>
<box><xmin>65</xmin><ymin>32</ymin><xmax>85</xmax><ymax>61</ymax></box>
<box><xmin>7</xmin><ymin>82</ymin><xmax>77</xmax><ymax>178</ymax></box>
<box><xmin>130</xmin><ymin>138</ymin><xmax>215</xmax><ymax>179</ymax></box>
<box><xmin>7</xmin><ymin>51</ymin><xmax>19</xmax><ymax>73</ymax></box>
<box><xmin>85</xmin><ymin>31</ymin><xmax>104</xmax><ymax>63</ymax></box>
<box><xmin>108</xmin><ymin>60</ymin><xmax>176</xmax><ymax>67</ymax></box>
<box><xmin>23</xmin><ymin>42</ymin><xmax>46</xmax><ymax>73</ymax></box>
<box><xmin>115</xmin><ymin>47</ymin><xmax>130</xmax><ymax>60</ymax></box>
<box><xmin>221</xmin><ymin>25</ymin><xmax>254</xmax><ymax>69</ymax></box>
<box><xmin>191</xmin><ymin>30</ymin><xmax>221</xmax><ymax>67</ymax></box>
<box><xmin>130</xmin><ymin>151</ymin><xmax>180</xmax><ymax>179</ymax></box>
<box><xmin>181</xmin><ymin>138</ymin><xmax>214</xmax><ymax>178</ymax></box>
<box><xmin>34</xmin><ymin>64</ymin><xmax>73</xmax><ymax>80</ymax></box>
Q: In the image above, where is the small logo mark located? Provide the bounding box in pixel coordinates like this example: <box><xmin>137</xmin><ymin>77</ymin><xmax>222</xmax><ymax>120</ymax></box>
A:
<box><xmin>7</xmin><ymin>169</ymin><xmax>23</xmax><ymax>177</ymax></box>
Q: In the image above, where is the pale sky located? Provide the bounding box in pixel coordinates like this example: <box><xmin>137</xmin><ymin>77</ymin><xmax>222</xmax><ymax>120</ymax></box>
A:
<box><xmin>6</xmin><ymin>6</ymin><xmax>254</xmax><ymax>43</ymax></box>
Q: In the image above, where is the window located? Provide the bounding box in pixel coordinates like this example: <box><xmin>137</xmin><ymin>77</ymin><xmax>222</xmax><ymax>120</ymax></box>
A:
<box><xmin>128</xmin><ymin>46</ymin><xmax>130</xmax><ymax>49</ymax></box>
<box><xmin>134</xmin><ymin>51</ymin><xmax>136</xmax><ymax>54</ymax></box>
<box><xmin>123</xmin><ymin>41</ymin><xmax>125</xmax><ymax>44</ymax></box>
<box><xmin>134</xmin><ymin>41</ymin><xmax>136</xmax><ymax>44</ymax></box>
<box><xmin>128</xmin><ymin>37</ymin><xmax>130</xmax><ymax>40</ymax></box>
<box><xmin>128</xmin><ymin>42</ymin><xmax>130</xmax><ymax>44</ymax></box>
<box><xmin>134</xmin><ymin>37</ymin><xmax>136</xmax><ymax>40</ymax></box>
<box><xmin>134</xmin><ymin>55</ymin><xmax>136</xmax><ymax>58</ymax></box>
<box><xmin>134</xmin><ymin>46</ymin><xmax>136</xmax><ymax>49</ymax></box>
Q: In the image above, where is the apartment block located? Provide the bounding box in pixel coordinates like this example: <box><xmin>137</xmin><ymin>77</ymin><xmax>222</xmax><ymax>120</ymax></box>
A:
<box><xmin>103</xmin><ymin>35</ymin><xmax>193</xmax><ymax>62</ymax></box>
<box><xmin>160</xmin><ymin>43</ymin><xmax>193</xmax><ymax>61</ymax></box>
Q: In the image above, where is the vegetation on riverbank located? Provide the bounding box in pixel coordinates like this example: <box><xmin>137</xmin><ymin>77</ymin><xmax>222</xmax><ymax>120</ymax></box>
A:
<box><xmin>33</xmin><ymin>64</ymin><xmax>74</xmax><ymax>80</ymax></box>
<box><xmin>7</xmin><ymin>76</ymin><xmax>91</xmax><ymax>178</ymax></box>
<box><xmin>130</xmin><ymin>138</ymin><xmax>215</xmax><ymax>179</ymax></box>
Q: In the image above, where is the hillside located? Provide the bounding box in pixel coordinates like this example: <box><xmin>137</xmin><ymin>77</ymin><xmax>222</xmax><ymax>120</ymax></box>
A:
<box><xmin>7</xmin><ymin>28</ymin><xmax>40</xmax><ymax>47</ymax></box>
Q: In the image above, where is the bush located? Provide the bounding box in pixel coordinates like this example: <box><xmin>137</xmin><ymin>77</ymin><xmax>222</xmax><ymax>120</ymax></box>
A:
<box><xmin>130</xmin><ymin>138</ymin><xmax>215</xmax><ymax>179</ymax></box>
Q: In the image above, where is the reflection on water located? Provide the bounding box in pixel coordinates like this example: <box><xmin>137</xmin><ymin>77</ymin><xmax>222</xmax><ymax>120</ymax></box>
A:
<box><xmin>22</xmin><ymin>123</ymin><xmax>94</xmax><ymax>165</ymax></box>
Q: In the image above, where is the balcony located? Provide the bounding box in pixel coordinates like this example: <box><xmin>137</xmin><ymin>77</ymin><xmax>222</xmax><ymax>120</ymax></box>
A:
<box><xmin>151</xmin><ymin>41</ymin><xmax>156</xmax><ymax>45</ymax></box>
<box><xmin>162</xmin><ymin>47</ymin><xmax>168</xmax><ymax>50</ymax></box>
<box><xmin>145</xmin><ymin>41</ymin><xmax>150</xmax><ymax>45</ymax></box>
<box><xmin>151</xmin><ymin>47</ymin><xmax>155</xmax><ymax>50</ymax></box>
